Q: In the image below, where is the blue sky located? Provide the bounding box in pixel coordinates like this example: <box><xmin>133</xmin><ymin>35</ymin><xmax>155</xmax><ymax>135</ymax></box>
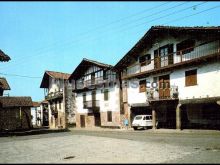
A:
<box><xmin>0</xmin><ymin>1</ymin><xmax>220</xmax><ymax>101</ymax></box>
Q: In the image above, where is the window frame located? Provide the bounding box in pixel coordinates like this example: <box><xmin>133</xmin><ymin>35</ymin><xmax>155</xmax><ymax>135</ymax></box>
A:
<box><xmin>185</xmin><ymin>69</ymin><xmax>197</xmax><ymax>87</ymax></box>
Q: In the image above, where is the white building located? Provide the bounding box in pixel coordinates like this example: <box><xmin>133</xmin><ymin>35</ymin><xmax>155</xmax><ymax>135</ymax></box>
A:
<box><xmin>113</xmin><ymin>26</ymin><xmax>220</xmax><ymax>130</ymax></box>
<box><xmin>69</xmin><ymin>58</ymin><xmax>122</xmax><ymax>128</ymax></box>
<box><xmin>40</xmin><ymin>71</ymin><xmax>74</xmax><ymax>129</ymax></box>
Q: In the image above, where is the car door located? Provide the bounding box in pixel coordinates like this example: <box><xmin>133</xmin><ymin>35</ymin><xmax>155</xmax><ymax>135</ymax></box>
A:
<box><xmin>146</xmin><ymin>116</ymin><xmax>152</xmax><ymax>126</ymax></box>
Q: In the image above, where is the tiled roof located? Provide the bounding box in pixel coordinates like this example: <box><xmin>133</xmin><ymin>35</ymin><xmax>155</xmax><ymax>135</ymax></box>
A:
<box><xmin>40</xmin><ymin>70</ymin><xmax>71</xmax><ymax>88</ymax></box>
<box><xmin>32</xmin><ymin>101</ymin><xmax>41</xmax><ymax>107</ymax></box>
<box><xmin>0</xmin><ymin>49</ymin><xmax>11</xmax><ymax>62</ymax></box>
<box><xmin>0</xmin><ymin>77</ymin><xmax>10</xmax><ymax>90</ymax></box>
<box><xmin>83</xmin><ymin>58</ymin><xmax>113</xmax><ymax>68</ymax></box>
<box><xmin>69</xmin><ymin>58</ymin><xmax>112</xmax><ymax>80</ymax></box>
<box><xmin>0</xmin><ymin>96</ymin><xmax>33</xmax><ymax>108</ymax></box>
<box><xmin>45</xmin><ymin>71</ymin><xmax>71</xmax><ymax>80</ymax></box>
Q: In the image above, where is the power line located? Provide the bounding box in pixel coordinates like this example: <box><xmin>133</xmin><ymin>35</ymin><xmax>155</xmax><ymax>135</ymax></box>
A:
<box><xmin>0</xmin><ymin>2</ymin><xmax>192</xmax><ymax>69</ymax></box>
<box><xmin>1</xmin><ymin>4</ymin><xmax>219</xmax><ymax>80</ymax></box>
<box><xmin>12</xmin><ymin>2</ymin><xmax>171</xmax><ymax>61</ymax></box>
<box><xmin>0</xmin><ymin>72</ymin><xmax>41</xmax><ymax>79</ymax></box>
<box><xmin>0</xmin><ymin>2</ymin><xmax>217</xmax><ymax>71</ymax></box>
<box><xmin>116</xmin><ymin>1</ymin><xmax>207</xmax><ymax>33</ymax></box>
<box><xmin>162</xmin><ymin>4</ymin><xmax>220</xmax><ymax>25</ymax></box>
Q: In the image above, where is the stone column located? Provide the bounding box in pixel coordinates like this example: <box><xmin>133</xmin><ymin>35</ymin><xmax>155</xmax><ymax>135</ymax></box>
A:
<box><xmin>176</xmin><ymin>103</ymin><xmax>182</xmax><ymax>130</ymax></box>
<box><xmin>152</xmin><ymin>109</ymin><xmax>157</xmax><ymax>130</ymax></box>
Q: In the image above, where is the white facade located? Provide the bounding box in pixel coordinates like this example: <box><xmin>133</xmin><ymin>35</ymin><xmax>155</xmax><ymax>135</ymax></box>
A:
<box><xmin>72</xmin><ymin>61</ymin><xmax>122</xmax><ymax>128</ymax></box>
<box><xmin>76</xmin><ymin>85</ymin><xmax>120</xmax><ymax>114</ymax></box>
<box><xmin>123</xmin><ymin>34</ymin><xmax>220</xmax><ymax>105</ymax></box>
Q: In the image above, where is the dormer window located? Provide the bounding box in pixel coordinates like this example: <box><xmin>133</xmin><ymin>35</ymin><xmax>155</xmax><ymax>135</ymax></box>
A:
<box><xmin>139</xmin><ymin>54</ymin><xmax>151</xmax><ymax>66</ymax></box>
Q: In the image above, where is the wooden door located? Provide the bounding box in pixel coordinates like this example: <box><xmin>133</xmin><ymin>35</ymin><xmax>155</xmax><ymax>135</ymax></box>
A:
<box><xmin>94</xmin><ymin>113</ymin><xmax>101</xmax><ymax>126</ymax></box>
<box><xmin>159</xmin><ymin>75</ymin><xmax>170</xmax><ymax>99</ymax></box>
<box><xmin>80</xmin><ymin>115</ymin><xmax>85</xmax><ymax>128</ymax></box>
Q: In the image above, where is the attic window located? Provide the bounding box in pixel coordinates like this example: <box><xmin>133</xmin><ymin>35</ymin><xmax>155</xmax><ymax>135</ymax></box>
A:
<box><xmin>139</xmin><ymin>54</ymin><xmax>151</xmax><ymax>66</ymax></box>
<box><xmin>176</xmin><ymin>39</ymin><xmax>195</xmax><ymax>55</ymax></box>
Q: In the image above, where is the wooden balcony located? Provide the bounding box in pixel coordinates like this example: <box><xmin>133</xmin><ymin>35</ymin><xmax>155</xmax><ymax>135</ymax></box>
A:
<box><xmin>123</xmin><ymin>40</ymin><xmax>220</xmax><ymax>80</ymax></box>
<box><xmin>45</xmin><ymin>91</ymin><xmax>63</xmax><ymax>101</ymax></box>
<box><xmin>146</xmin><ymin>85</ymin><xmax>179</xmax><ymax>101</ymax></box>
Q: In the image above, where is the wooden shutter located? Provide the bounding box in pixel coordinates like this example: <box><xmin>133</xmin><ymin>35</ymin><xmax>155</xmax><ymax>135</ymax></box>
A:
<box><xmin>154</xmin><ymin>50</ymin><xmax>160</xmax><ymax>69</ymax></box>
<box><xmin>185</xmin><ymin>69</ymin><xmax>197</xmax><ymax>86</ymax></box>
<box><xmin>139</xmin><ymin>80</ymin><xmax>146</xmax><ymax>93</ymax></box>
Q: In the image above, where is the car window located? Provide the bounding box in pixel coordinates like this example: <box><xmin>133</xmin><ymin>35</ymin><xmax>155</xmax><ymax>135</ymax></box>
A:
<box><xmin>135</xmin><ymin>116</ymin><xmax>142</xmax><ymax>120</ymax></box>
<box><xmin>143</xmin><ymin>116</ymin><xmax>146</xmax><ymax>120</ymax></box>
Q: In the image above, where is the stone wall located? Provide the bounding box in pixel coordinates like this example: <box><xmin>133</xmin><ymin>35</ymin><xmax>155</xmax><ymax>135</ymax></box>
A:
<box><xmin>100</xmin><ymin>111</ymin><xmax>121</xmax><ymax>128</ymax></box>
<box><xmin>76</xmin><ymin>113</ymin><xmax>95</xmax><ymax>128</ymax></box>
<box><xmin>0</xmin><ymin>107</ymin><xmax>32</xmax><ymax>131</ymax></box>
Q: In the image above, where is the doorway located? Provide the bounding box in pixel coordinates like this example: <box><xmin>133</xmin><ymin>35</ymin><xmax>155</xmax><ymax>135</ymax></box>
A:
<box><xmin>80</xmin><ymin>115</ymin><xmax>85</xmax><ymax>128</ymax></box>
<box><xmin>94</xmin><ymin>113</ymin><xmax>101</xmax><ymax>126</ymax></box>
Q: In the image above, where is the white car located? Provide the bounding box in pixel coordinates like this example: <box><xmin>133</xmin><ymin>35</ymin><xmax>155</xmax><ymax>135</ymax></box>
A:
<box><xmin>132</xmin><ymin>115</ymin><xmax>158</xmax><ymax>130</ymax></box>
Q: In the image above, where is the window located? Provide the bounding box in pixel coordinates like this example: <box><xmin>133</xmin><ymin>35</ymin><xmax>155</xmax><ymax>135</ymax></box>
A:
<box><xmin>139</xmin><ymin>80</ymin><xmax>146</xmax><ymax>93</ymax></box>
<box><xmin>139</xmin><ymin>54</ymin><xmax>151</xmax><ymax>66</ymax></box>
<box><xmin>107</xmin><ymin>111</ymin><xmax>112</xmax><ymax>122</ymax></box>
<box><xmin>104</xmin><ymin>89</ymin><xmax>109</xmax><ymax>101</ymax></box>
<box><xmin>83</xmin><ymin>93</ymin><xmax>86</xmax><ymax>108</ymax></box>
<box><xmin>176</xmin><ymin>39</ymin><xmax>195</xmax><ymax>55</ymax></box>
<box><xmin>160</xmin><ymin>46</ymin><xmax>169</xmax><ymax>67</ymax></box>
<box><xmin>185</xmin><ymin>69</ymin><xmax>197</xmax><ymax>86</ymax></box>
<box><xmin>103</xmin><ymin>70</ymin><xmax>107</xmax><ymax>80</ymax></box>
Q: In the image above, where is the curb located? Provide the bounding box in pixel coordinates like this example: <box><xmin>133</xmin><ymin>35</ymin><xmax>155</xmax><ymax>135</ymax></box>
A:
<box><xmin>0</xmin><ymin>128</ymin><xmax>70</xmax><ymax>137</ymax></box>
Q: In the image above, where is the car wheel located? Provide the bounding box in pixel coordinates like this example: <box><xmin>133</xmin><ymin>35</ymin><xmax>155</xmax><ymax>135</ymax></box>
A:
<box><xmin>133</xmin><ymin>127</ymin><xmax>137</xmax><ymax>130</ymax></box>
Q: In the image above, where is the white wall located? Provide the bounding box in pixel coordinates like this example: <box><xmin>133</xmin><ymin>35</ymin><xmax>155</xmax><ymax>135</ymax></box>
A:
<box><xmin>76</xmin><ymin>85</ymin><xmax>120</xmax><ymax>113</ymax></box>
<box><xmin>48</xmin><ymin>77</ymin><xmax>64</xmax><ymax>93</ymax></box>
<box><xmin>170</xmin><ymin>61</ymin><xmax>220</xmax><ymax>100</ymax></box>
<box><xmin>127</xmin><ymin>79</ymin><xmax>147</xmax><ymax>104</ymax></box>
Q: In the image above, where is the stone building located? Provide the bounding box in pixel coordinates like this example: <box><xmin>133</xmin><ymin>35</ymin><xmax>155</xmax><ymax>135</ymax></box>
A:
<box><xmin>0</xmin><ymin>97</ymin><xmax>33</xmax><ymax>131</ymax></box>
<box><xmin>40</xmin><ymin>70</ymin><xmax>74</xmax><ymax>129</ymax></box>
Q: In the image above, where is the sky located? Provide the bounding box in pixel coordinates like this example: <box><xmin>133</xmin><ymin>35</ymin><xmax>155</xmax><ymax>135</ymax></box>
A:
<box><xmin>0</xmin><ymin>1</ymin><xmax>220</xmax><ymax>102</ymax></box>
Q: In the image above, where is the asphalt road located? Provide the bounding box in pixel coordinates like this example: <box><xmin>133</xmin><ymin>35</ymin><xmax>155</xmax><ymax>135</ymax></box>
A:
<box><xmin>0</xmin><ymin>128</ymin><xmax>220</xmax><ymax>163</ymax></box>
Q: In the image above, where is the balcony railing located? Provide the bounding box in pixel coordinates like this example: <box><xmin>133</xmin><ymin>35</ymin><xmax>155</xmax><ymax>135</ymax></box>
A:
<box><xmin>124</xmin><ymin>40</ymin><xmax>220</xmax><ymax>77</ymax></box>
<box><xmin>83</xmin><ymin>100</ymin><xmax>100</xmax><ymax>109</ymax></box>
<box><xmin>146</xmin><ymin>85</ymin><xmax>179</xmax><ymax>100</ymax></box>
<box><xmin>45</xmin><ymin>91</ymin><xmax>63</xmax><ymax>101</ymax></box>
